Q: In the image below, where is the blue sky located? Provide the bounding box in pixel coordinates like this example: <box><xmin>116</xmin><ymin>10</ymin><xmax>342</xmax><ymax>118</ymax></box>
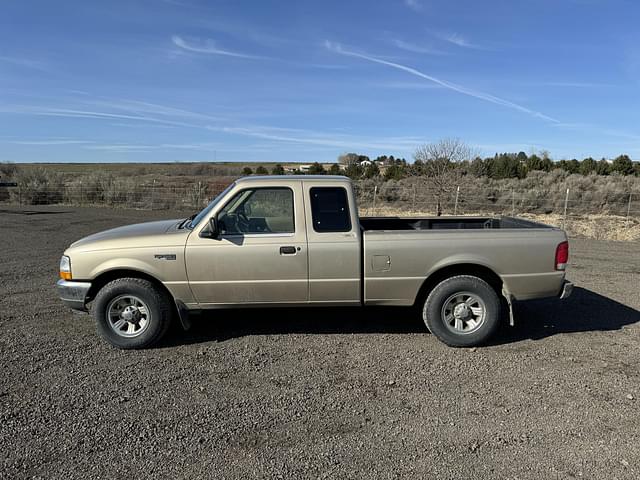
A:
<box><xmin>1</xmin><ymin>0</ymin><xmax>639</xmax><ymax>163</ymax></box>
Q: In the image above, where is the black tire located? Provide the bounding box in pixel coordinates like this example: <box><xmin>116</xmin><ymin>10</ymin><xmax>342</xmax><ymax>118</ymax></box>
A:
<box><xmin>93</xmin><ymin>278</ymin><xmax>173</xmax><ymax>349</ymax></box>
<box><xmin>423</xmin><ymin>275</ymin><xmax>501</xmax><ymax>347</ymax></box>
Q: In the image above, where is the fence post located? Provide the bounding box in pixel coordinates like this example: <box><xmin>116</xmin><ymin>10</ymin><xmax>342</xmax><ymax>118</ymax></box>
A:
<box><xmin>151</xmin><ymin>179</ymin><xmax>156</xmax><ymax>211</ymax></box>
<box><xmin>562</xmin><ymin>188</ymin><xmax>570</xmax><ymax>228</ymax></box>
<box><xmin>372</xmin><ymin>185</ymin><xmax>378</xmax><ymax>216</ymax></box>
<box><xmin>412</xmin><ymin>184</ymin><xmax>416</xmax><ymax>213</ymax></box>
<box><xmin>511</xmin><ymin>189</ymin><xmax>515</xmax><ymax>216</ymax></box>
<box><xmin>626</xmin><ymin>192</ymin><xmax>633</xmax><ymax>228</ymax></box>
<box><xmin>454</xmin><ymin>185</ymin><xmax>460</xmax><ymax>215</ymax></box>
<box><xmin>197</xmin><ymin>181</ymin><xmax>202</xmax><ymax>207</ymax></box>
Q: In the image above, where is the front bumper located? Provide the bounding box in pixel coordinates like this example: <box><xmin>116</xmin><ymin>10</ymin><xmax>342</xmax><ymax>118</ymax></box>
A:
<box><xmin>56</xmin><ymin>279</ymin><xmax>91</xmax><ymax>311</ymax></box>
<box><xmin>559</xmin><ymin>280</ymin><xmax>574</xmax><ymax>300</ymax></box>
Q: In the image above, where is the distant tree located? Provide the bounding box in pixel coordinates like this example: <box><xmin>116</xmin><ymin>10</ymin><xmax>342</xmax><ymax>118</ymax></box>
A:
<box><xmin>634</xmin><ymin>162</ymin><xmax>640</xmax><ymax>177</ymax></box>
<box><xmin>580</xmin><ymin>157</ymin><xmax>597</xmax><ymax>175</ymax></box>
<box><xmin>338</xmin><ymin>153</ymin><xmax>360</xmax><ymax>166</ymax></box>
<box><xmin>413</xmin><ymin>138</ymin><xmax>472</xmax><ymax>215</ymax></box>
<box><xmin>308</xmin><ymin>162</ymin><xmax>326</xmax><ymax>174</ymax></box>
<box><xmin>469</xmin><ymin>157</ymin><xmax>490</xmax><ymax>177</ymax></box>
<box><xmin>328</xmin><ymin>163</ymin><xmax>341</xmax><ymax>175</ymax></box>
<box><xmin>596</xmin><ymin>158</ymin><xmax>610</xmax><ymax>175</ymax></box>
<box><xmin>490</xmin><ymin>153</ymin><xmax>524</xmax><ymax>179</ymax></box>
<box><xmin>271</xmin><ymin>164</ymin><xmax>285</xmax><ymax>175</ymax></box>
<box><xmin>242</xmin><ymin>166</ymin><xmax>253</xmax><ymax>175</ymax></box>
<box><xmin>525</xmin><ymin>154</ymin><xmax>543</xmax><ymax>173</ymax></box>
<box><xmin>410</xmin><ymin>158</ymin><xmax>425</xmax><ymax>175</ymax></box>
<box><xmin>611</xmin><ymin>155</ymin><xmax>634</xmax><ymax>175</ymax></box>
<box><xmin>557</xmin><ymin>159</ymin><xmax>580</xmax><ymax>174</ymax></box>
<box><xmin>383</xmin><ymin>163</ymin><xmax>405</xmax><ymax>181</ymax></box>
<box><xmin>363</xmin><ymin>162</ymin><xmax>380</xmax><ymax>178</ymax></box>
<box><xmin>344</xmin><ymin>163</ymin><xmax>364</xmax><ymax>179</ymax></box>
<box><xmin>516</xmin><ymin>151</ymin><xmax>528</xmax><ymax>163</ymax></box>
<box><xmin>539</xmin><ymin>151</ymin><xmax>554</xmax><ymax>172</ymax></box>
<box><xmin>255</xmin><ymin>165</ymin><xmax>268</xmax><ymax>175</ymax></box>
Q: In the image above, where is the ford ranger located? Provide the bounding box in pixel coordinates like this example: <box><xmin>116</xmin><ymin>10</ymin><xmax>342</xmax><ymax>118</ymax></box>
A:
<box><xmin>56</xmin><ymin>175</ymin><xmax>572</xmax><ymax>349</ymax></box>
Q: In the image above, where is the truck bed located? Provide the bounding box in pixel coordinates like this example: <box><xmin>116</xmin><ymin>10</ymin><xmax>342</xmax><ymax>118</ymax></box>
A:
<box><xmin>359</xmin><ymin>216</ymin><xmax>550</xmax><ymax>231</ymax></box>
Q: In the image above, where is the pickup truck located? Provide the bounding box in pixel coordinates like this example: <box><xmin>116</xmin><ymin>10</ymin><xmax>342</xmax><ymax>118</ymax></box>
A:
<box><xmin>56</xmin><ymin>175</ymin><xmax>572</xmax><ymax>349</ymax></box>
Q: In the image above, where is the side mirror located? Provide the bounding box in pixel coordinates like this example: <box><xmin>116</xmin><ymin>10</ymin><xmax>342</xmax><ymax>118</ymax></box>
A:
<box><xmin>199</xmin><ymin>216</ymin><xmax>219</xmax><ymax>239</ymax></box>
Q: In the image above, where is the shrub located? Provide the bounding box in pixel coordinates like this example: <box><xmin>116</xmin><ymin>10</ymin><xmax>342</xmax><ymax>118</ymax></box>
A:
<box><xmin>10</xmin><ymin>167</ymin><xmax>65</xmax><ymax>205</ymax></box>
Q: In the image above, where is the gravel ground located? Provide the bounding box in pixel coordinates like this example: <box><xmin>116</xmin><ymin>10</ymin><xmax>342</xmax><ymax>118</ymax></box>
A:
<box><xmin>1</xmin><ymin>205</ymin><xmax>639</xmax><ymax>479</ymax></box>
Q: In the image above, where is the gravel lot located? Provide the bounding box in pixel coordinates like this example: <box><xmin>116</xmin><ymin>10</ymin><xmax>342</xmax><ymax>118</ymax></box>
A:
<box><xmin>1</xmin><ymin>205</ymin><xmax>639</xmax><ymax>479</ymax></box>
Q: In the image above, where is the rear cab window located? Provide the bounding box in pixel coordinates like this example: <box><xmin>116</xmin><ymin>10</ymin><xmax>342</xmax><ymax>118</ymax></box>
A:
<box><xmin>309</xmin><ymin>187</ymin><xmax>351</xmax><ymax>232</ymax></box>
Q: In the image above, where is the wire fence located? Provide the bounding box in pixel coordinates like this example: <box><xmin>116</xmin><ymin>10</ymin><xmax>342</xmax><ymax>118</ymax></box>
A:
<box><xmin>1</xmin><ymin>180</ymin><xmax>639</xmax><ymax>227</ymax></box>
<box><xmin>354</xmin><ymin>183</ymin><xmax>640</xmax><ymax>226</ymax></box>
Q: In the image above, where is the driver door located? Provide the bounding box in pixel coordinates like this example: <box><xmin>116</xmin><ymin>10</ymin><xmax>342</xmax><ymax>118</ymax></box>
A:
<box><xmin>185</xmin><ymin>183</ymin><xmax>309</xmax><ymax>306</ymax></box>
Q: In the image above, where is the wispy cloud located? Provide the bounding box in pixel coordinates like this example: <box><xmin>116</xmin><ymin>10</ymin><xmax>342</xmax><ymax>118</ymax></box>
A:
<box><xmin>404</xmin><ymin>0</ymin><xmax>422</xmax><ymax>12</ymax></box>
<box><xmin>392</xmin><ymin>39</ymin><xmax>444</xmax><ymax>55</ymax></box>
<box><xmin>83</xmin><ymin>142</ymin><xmax>220</xmax><ymax>153</ymax></box>
<box><xmin>371</xmin><ymin>81</ymin><xmax>443</xmax><ymax>90</ymax></box>
<box><xmin>7</xmin><ymin>139</ymin><xmax>93</xmax><ymax>146</ymax></box>
<box><xmin>171</xmin><ymin>35</ymin><xmax>261</xmax><ymax>59</ymax></box>
<box><xmin>325</xmin><ymin>41</ymin><xmax>559</xmax><ymax>123</ymax></box>
<box><xmin>432</xmin><ymin>31</ymin><xmax>483</xmax><ymax>50</ymax></box>
<box><xmin>531</xmin><ymin>81</ymin><xmax>616</xmax><ymax>88</ymax></box>
<box><xmin>209</xmin><ymin>124</ymin><xmax>425</xmax><ymax>151</ymax></box>
<box><xmin>0</xmin><ymin>105</ymin><xmax>201</xmax><ymax>129</ymax></box>
<box><xmin>0</xmin><ymin>55</ymin><xmax>48</xmax><ymax>71</ymax></box>
<box><xmin>1</xmin><ymin>99</ymin><xmax>424</xmax><ymax>152</ymax></box>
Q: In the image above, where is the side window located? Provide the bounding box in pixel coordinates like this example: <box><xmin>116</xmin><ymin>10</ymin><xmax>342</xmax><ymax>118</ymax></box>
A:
<box><xmin>218</xmin><ymin>188</ymin><xmax>294</xmax><ymax>235</ymax></box>
<box><xmin>310</xmin><ymin>187</ymin><xmax>351</xmax><ymax>232</ymax></box>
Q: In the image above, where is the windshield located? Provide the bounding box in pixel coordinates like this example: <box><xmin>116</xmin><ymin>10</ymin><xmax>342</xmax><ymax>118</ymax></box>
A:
<box><xmin>187</xmin><ymin>182</ymin><xmax>235</xmax><ymax>229</ymax></box>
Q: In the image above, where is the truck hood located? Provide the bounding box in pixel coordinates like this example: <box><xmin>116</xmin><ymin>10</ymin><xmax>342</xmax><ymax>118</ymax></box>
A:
<box><xmin>68</xmin><ymin>219</ymin><xmax>188</xmax><ymax>251</ymax></box>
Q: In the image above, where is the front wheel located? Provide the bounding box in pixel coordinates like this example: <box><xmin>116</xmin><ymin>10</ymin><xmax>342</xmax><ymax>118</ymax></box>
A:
<box><xmin>93</xmin><ymin>278</ymin><xmax>173</xmax><ymax>349</ymax></box>
<box><xmin>423</xmin><ymin>275</ymin><xmax>501</xmax><ymax>347</ymax></box>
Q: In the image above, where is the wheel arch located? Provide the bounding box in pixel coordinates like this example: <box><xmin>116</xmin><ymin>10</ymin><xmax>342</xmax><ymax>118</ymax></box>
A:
<box><xmin>86</xmin><ymin>268</ymin><xmax>175</xmax><ymax>305</ymax></box>
<box><xmin>414</xmin><ymin>263</ymin><xmax>503</xmax><ymax>307</ymax></box>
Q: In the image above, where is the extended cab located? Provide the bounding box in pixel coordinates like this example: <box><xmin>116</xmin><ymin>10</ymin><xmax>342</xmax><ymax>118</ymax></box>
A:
<box><xmin>57</xmin><ymin>175</ymin><xmax>572</xmax><ymax>349</ymax></box>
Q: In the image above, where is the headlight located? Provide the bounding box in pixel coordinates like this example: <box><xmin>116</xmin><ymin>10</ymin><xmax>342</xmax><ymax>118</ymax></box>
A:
<box><xmin>59</xmin><ymin>255</ymin><xmax>72</xmax><ymax>280</ymax></box>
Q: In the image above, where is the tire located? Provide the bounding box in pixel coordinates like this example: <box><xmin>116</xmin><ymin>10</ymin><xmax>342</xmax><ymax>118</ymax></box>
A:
<box><xmin>423</xmin><ymin>275</ymin><xmax>501</xmax><ymax>347</ymax></box>
<box><xmin>93</xmin><ymin>278</ymin><xmax>173</xmax><ymax>349</ymax></box>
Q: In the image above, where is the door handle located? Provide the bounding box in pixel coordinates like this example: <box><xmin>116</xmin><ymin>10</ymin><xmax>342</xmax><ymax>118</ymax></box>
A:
<box><xmin>279</xmin><ymin>246</ymin><xmax>297</xmax><ymax>255</ymax></box>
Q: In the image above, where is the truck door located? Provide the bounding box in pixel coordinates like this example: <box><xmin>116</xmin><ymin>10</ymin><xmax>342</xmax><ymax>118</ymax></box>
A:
<box><xmin>185</xmin><ymin>182</ymin><xmax>308</xmax><ymax>306</ymax></box>
<box><xmin>302</xmin><ymin>182</ymin><xmax>361</xmax><ymax>304</ymax></box>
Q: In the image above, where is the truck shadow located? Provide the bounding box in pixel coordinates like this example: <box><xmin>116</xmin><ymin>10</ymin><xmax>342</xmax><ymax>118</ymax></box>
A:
<box><xmin>490</xmin><ymin>286</ymin><xmax>640</xmax><ymax>345</ymax></box>
<box><xmin>164</xmin><ymin>287</ymin><xmax>639</xmax><ymax>347</ymax></box>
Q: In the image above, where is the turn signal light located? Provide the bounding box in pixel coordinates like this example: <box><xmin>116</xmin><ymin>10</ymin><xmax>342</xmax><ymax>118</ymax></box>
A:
<box><xmin>59</xmin><ymin>255</ymin><xmax>72</xmax><ymax>280</ymax></box>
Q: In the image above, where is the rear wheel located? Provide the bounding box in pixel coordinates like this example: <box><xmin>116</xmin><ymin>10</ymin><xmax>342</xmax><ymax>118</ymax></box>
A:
<box><xmin>423</xmin><ymin>275</ymin><xmax>501</xmax><ymax>347</ymax></box>
<box><xmin>93</xmin><ymin>278</ymin><xmax>173</xmax><ymax>349</ymax></box>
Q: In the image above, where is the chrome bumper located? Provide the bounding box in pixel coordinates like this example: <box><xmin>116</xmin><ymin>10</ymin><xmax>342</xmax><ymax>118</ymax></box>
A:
<box><xmin>56</xmin><ymin>279</ymin><xmax>91</xmax><ymax>311</ymax></box>
<box><xmin>559</xmin><ymin>280</ymin><xmax>574</xmax><ymax>300</ymax></box>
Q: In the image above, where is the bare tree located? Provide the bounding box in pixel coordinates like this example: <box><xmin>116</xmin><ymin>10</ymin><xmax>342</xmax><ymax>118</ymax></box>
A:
<box><xmin>413</xmin><ymin>138</ymin><xmax>473</xmax><ymax>216</ymax></box>
<box><xmin>338</xmin><ymin>153</ymin><xmax>360</xmax><ymax>166</ymax></box>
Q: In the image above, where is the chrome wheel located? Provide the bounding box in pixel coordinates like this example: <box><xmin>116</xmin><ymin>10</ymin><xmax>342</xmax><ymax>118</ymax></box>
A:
<box><xmin>441</xmin><ymin>291</ymin><xmax>486</xmax><ymax>335</ymax></box>
<box><xmin>106</xmin><ymin>295</ymin><xmax>151</xmax><ymax>338</ymax></box>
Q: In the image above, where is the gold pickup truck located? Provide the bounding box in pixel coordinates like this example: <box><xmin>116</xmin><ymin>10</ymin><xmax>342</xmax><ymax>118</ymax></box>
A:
<box><xmin>57</xmin><ymin>175</ymin><xmax>572</xmax><ymax>349</ymax></box>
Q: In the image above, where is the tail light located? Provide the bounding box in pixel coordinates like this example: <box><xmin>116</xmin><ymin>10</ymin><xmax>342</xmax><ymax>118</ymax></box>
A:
<box><xmin>555</xmin><ymin>241</ymin><xmax>569</xmax><ymax>270</ymax></box>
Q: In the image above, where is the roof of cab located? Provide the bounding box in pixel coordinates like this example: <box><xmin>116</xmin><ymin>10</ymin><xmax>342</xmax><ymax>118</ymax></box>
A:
<box><xmin>235</xmin><ymin>175</ymin><xmax>350</xmax><ymax>183</ymax></box>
